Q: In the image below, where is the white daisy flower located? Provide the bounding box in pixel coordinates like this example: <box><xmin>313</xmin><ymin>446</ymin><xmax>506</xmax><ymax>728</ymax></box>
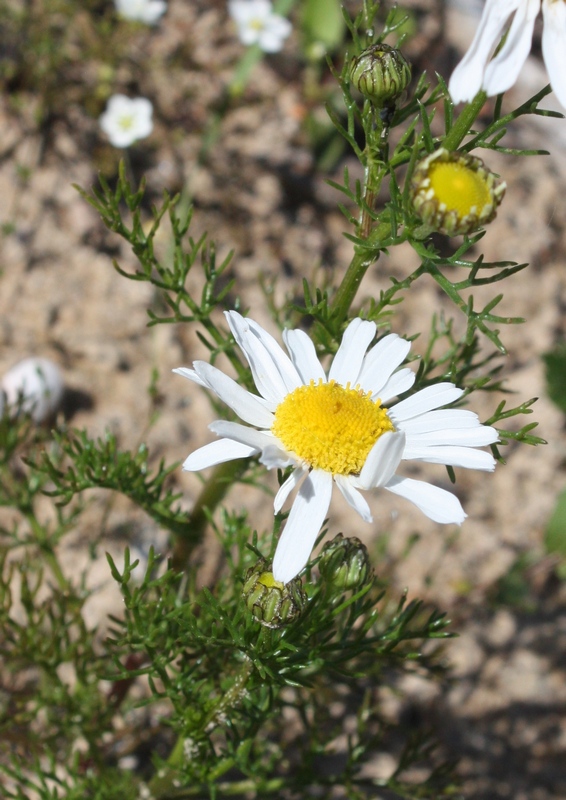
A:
<box><xmin>449</xmin><ymin>0</ymin><xmax>566</xmax><ymax>109</ymax></box>
<box><xmin>228</xmin><ymin>0</ymin><xmax>292</xmax><ymax>53</ymax></box>
<box><xmin>175</xmin><ymin>312</ymin><xmax>499</xmax><ymax>584</ymax></box>
<box><xmin>115</xmin><ymin>0</ymin><xmax>167</xmax><ymax>25</ymax></box>
<box><xmin>99</xmin><ymin>95</ymin><xmax>153</xmax><ymax>149</ymax></box>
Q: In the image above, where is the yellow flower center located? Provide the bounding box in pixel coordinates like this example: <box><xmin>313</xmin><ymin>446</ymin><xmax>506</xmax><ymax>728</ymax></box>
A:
<box><xmin>428</xmin><ymin>161</ymin><xmax>491</xmax><ymax>217</ymax></box>
<box><xmin>118</xmin><ymin>113</ymin><xmax>135</xmax><ymax>131</ymax></box>
<box><xmin>272</xmin><ymin>380</ymin><xmax>395</xmax><ymax>476</ymax></box>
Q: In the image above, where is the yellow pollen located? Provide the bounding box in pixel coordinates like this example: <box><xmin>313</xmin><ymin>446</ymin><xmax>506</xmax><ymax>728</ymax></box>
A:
<box><xmin>429</xmin><ymin>161</ymin><xmax>491</xmax><ymax>217</ymax></box>
<box><xmin>272</xmin><ymin>380</ymin><xmax>395</xmax><ymax>476</ymax></box>
<box><xmin>118</xmin><ymin>114</ymin><xmax>135</xmax><ymax>131</ymax></box>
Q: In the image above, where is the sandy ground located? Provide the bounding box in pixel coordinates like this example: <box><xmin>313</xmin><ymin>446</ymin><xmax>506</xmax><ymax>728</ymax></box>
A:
<box><xmin>1</xmin><ymin>1</ymin><xmax>566</xmax><ymax>797</ymax></box>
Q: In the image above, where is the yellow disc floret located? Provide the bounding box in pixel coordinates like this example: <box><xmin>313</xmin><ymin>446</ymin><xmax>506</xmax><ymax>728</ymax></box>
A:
<box><xmin>272</xmin><ymin>380</ymin><xmax>395</xmax><ymax>476</ymax></box>
<box><xmin>428</xmin><ymin>161</ymin><xmax>492</xmax><ymax>218</ymax></box>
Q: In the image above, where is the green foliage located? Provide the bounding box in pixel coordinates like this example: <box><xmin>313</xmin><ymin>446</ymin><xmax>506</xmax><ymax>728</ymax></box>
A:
<box><xmin>543</xmin><ymin>343</ymin><xmax>566</xmax><ymax>415</ymax></box>
<box><xmin>100</xmin><ymin>529</ymin><xmax>458</xmax><ymax>799</ymax></box>
<box><xmin>0</xmin><ymin>0</ymin><xmax>554</xmax><ymax>796</ymax></box>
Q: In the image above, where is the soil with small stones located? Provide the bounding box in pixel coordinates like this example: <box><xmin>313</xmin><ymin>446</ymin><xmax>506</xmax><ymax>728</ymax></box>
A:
<box><xmin>1</xmin><ymin>1</ymin><xmax>566</xmax><ymax>797</ymax></box>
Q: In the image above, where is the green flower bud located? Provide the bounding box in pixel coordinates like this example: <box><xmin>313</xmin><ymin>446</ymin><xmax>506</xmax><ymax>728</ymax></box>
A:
<box><xmin>349</xmin><ymin>43</ymin><xmax>411</xmax><ymax>107</ymax></box>
<box><xmin>242</xmin><ymin>559</ymin><xmax>307</xmax><ymax>628</ymax></box>
<box><xmin>318</xmin><ymin>534</ymin><xmax>371</xmax><ymax>591</ymax></box>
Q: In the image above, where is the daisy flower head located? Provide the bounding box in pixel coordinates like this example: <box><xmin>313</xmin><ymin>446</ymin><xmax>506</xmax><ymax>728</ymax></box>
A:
<box><xmin>115</xmin><ymin>0</ymin><xmax>167</xmax><ymax>25</ymax></box>
<box><xmin>228</xmin><ymin>0</ymin><xmax>292</xmax><ymax>53</ymax></box>
<box><xmin>99</xmin><ymin>94</ymin><xmax>153</xmax><ymax>149</ymax></box>
<box><xmin>175</xmin><ymin>312</ymin><xmax>499</xmax><ymax>584</ymax></box>
<box><xmin>449</xmin><ymin>0</ymin><xmax>566</xmax><ymax>109</ymax></box>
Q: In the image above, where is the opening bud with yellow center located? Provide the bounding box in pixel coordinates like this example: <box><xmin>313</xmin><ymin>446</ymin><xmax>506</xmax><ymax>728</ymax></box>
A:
<box><xmin>349</xmin><ymin>43</ymin><xmax>411</xmax><ymax>108</ymax></box>
<box><xmin>410</xmin><ymin>148</ymin><xmax>506</xmax><ymax>237</ymax></box>
<box><xmin>242</xmin><ymin>559</ymin><xmax>307</xmax><ymax>627</ymax></box>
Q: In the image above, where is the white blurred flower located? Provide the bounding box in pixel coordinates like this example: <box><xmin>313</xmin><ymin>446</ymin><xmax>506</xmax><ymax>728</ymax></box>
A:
<box><xmin>228</xmin><ymin>0</ymin><xmax>292</xmax><ymax>53</ymax></box>
<box><xmin>115</xmin><ymin>0</ymin><xmax>167</xmax><ymax>25</ymax></box>
<box><xmin>99</xmin><ymin>94</ymin><xmax>153</xmax><ymax>149</ymax></box>
<box><xmin>449</xmin><ymin>0</ymin><xmax>566</xmax><ymax>108</ymax></box>
<box><xmin>175</xmin><ymin>312</ymin><xmax>499</xmax><ymax>584</ymax></box>
<box><xmin>1</xmin><ymin>357</ymin><xmax>64</xmax><ymax>423</ymax></box>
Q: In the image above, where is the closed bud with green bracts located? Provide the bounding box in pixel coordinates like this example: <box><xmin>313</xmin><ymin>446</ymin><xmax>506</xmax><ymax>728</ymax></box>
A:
<box><xmin>318</xmin><ymin>533</ymin><xmax>371</xmax><ymax>591</ymax></box>
<box><xmin>242</xmin><ymin>559</ymin><xmax>307</xmax><ymax>628</ymax></box>
<box><xmin>349</xmin><ymin>43</ymin><xmax>411</xmax><ymax>107</ymax></box>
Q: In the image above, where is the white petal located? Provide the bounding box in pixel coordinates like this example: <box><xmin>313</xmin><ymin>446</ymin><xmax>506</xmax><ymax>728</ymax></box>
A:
<box><xmin>404</xmin><ymin>425</ymin><xmax>499</xmax><ymax>448</ymax></box>
<box><xmin>542</xmin><ymin>0</ymin><xmax>566</xmax><ymax>108</ymax></box>
<box><xmin>449</xmin><ymin>0</ymin><xmax>523</xmax><ymax>102</ymax></box>
<box><xmin>260</xmin><ymin>443</ymin><xmax>298</xmax><ymax>470</ymax></box>
<box><xmin>483</xmin><ymin>0</ymin><xmax>539</xmax><ymax>96</ymax></box>
<box><xmin>173</xmin><ymin>366</ymin><xmax>208</xmax><ymax>388</ymax></box>
<box><xmin>274</xmin><ymin>466</ymin><xmax>307</xmax><ymax>513</ymax></box>
<box><xmin>182</xmin><ymin>439</ymin><xmax>257</xmax><ymax>471</ymax></box>
<box><xmin>398</xmin><ymin>408</ymin><xmax>482</xmax><ymax>433</ymax></box>
<box><xmin>193</xmin><ymin>361</ymin><xmax>275</xmax><ymax>427</ymax></box>
<box><xmin>390</xmin><ymin>383</ymin><xmax>464</xmax><ymax>423</ymax></box>
<box><xmin>328</xmin><ymin>319</ymin><xmax>376</xmax><ymax>386</ymax></box>
<box><xmin>272</xmin><ymin>469</ymin><xmax>333</xmax><ymax>583</ymax></box>
<box><xmin>385</xmin><ymin>476</ymin><xmax>467</xmax><ymax>524</ymax></box>
<box><xmin>245</xmin><ymin>315</ymin><xmax>303</xmax><ymax>392</ymax></box>
<box><xmin>377</xmin><ymin>368</ymin><xmax>416</xmax><ymax>404</ymax></box>
<box><xmin>357</xmin><ymin>430</ymin><xmax>406</xmax><ymax>490</ymax></box>
<box><xmin>283</xmin><ymin>328</ymin><xmax>326</xmax><ymax>384</ymax></box>
<box><xmin>358</xmin><ymin>334</ymin><xmax>412</xmax><ymax>395</ymax></box>
<box><xmin>335</xmin><ymin>475</ymin><xmax>373</xmax><ymax>522</ymax></box>
<box><xmin>209</xmin><ymin>420</ymin><xmax>275</xmax><ymax>451</ymax></box>
<box><xmin>225</xmin><ymin>312</ymin><xmax>290</xmax><ymax>404</ymax></box>
<box><xmin>402</xmin><ymin>444</ymin><xmax>496</xmax><ymax>471</ymax></box>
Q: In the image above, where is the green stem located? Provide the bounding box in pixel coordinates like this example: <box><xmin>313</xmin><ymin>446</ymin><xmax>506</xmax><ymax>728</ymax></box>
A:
<box><xmin>442</xmin><ymin>90</ymin><xmax>487</xmax><ymax>151</ymax></box>
<box><xmin>149</xmin><ymin>657</ymin><xmax>253</xmax><ymax>799</ymax></box>
<box><xmin>328</xmin><ymin>102</ymin><xmax>395</xmax><ymax>326</ymax></box>
<box><xmin>152</xmin><ymin>777</ymin><xmax>286</xmax><ymax>799</ymax></box>
<box><xmin>171</xmin><ymin>459</ymin><xmax>250</xmax><ymax>570</ymax></box>
<box><xmin>26</xmin><ymin>512</ymin><xmax>69</xmax><ymax>592</ymax></box>
<box><xmin>329</xmin><ymin>220</ymin><xmax>391</xmax><ymax>327</ymax></box>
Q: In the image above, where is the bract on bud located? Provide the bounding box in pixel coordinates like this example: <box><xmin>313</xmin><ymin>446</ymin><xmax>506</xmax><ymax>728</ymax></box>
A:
<box><xmin>242</xmin><ymin>559</ymin><xmax>307</xmax><ymax>628</ymax></box>
<box><xmin>318</xmin><ymin>534</ymin><xmax>371</xmax><ymax>591</ymax></box>
<box><xmin>410</xmin><ymin>148</ymin><xmax>506</xmax><ymax>237</ymax></box>
<box><xmin>349</xmin><ymin>43</ymin><xmax>411</xmax><ymax>107</ymax></box>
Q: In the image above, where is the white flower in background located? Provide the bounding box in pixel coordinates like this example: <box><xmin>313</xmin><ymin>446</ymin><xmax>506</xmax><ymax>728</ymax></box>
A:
<box><xmin>1</xmin><ymin>357</ymin><xmax>64</xmax><ymax>423</ymax></box>
<box><xmin>115</xmin><ymin>0</ymin><xmax>167</xmax><ymax>25</ymax></box>
<box><xmin>449</xmin><ymin>0</ymin><xmax>566</xmax><ymax>108</ymax></box>
<box><xmin>99</xmin><ymin>95</ymin><xmax>153</xmax><ymax>149</ymax></box>
<box><xmin>228</xmin><ymin>0</ymin><xmax>292</xmax><ymax>53</ymax></box>
<box><xmin>175</xmin><ymin>312</ymin><xmax>499</xmax><ymax>584</ymax></box>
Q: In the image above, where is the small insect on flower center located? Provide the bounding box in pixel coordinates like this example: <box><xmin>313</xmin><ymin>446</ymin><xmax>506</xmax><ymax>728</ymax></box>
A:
<box><xmin>272</xmin><ymin>380</ymin><xmax>395</xmax><ymax>476</ymax></box>
<box><xmin>428</xmin><ymin>161</ymin><xmax>492</xmax><ymax>217</ymax></box>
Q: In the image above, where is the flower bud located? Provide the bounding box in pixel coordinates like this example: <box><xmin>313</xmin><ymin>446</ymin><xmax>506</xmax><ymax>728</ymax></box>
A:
<box><xmin>242</xmin><ymin>559</ymin><xmax>307</xmax><ymax>628</ymax></box>
<box><xmin>410</xmin><ymin>148</ymin><xmax>506</xmax><ymax>236</ymax></box>
<box><xmin>318</xmin><ymin>534</ymin><xmax>371</xmax><ymax>591</ymax></box>
<box><xmin>1</xmin><ymin>357</ymin><xmax>64</xmax><ymax>423</ymax></box>
<box><xmin>349</xmin><ymin>43</ymin><xmax>411</xmax><ymax>107</ymax></box>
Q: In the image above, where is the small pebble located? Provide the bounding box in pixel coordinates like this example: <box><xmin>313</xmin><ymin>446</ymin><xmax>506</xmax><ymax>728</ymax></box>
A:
<box><xmin>1</xmin><ymin>357</ymin><xmax>64</xmax><ymax>423</ymax></box>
